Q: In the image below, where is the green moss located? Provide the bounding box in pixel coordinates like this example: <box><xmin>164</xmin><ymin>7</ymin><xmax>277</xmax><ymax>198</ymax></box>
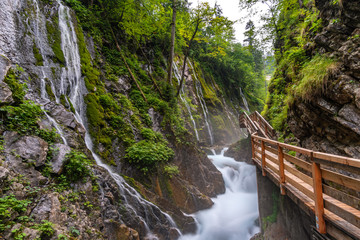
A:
<box><xmin>32</xmin><ymin>42</ymin><xmax>44</xmax><ymax>66</ymax></box>
<box><xmin>45</xmin><ymin>83</ymin><xmax>55</xmax><ymax>101</ymax></box>
<box><xmin>46</xmin><ymin>19</ymin><xmax>65</xmax><ymax>66</ymax></box>
<box><xmin>84</xmin><ymin>93</ymin><xmax>105</xmax><ymax>138</ymax></box>
<box><xmin>73</xmin><ymin>18</ymin><xmax>101</xmax><ymax>92</ymax></box>
<box><xmin>60</xmin><ymin>94</ymin><xmax>67</xmax><ymax>107</ymax></box>
<box><xmin>211</xmin><ymin>115</ymin><xmax>226</xmax><ymax>131</ymax></box>
<box><xmin>4</xmin><ymin>68</ymin><xmax>27</xmax><ymax>104</ymax></box>
<box><xmin>66</xmin><ymin>96</ymin><xmax>76</xmax><ymax>113</ymax></box>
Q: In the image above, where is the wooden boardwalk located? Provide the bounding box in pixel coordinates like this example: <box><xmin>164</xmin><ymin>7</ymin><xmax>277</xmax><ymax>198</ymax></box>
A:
<box><xmin>240</xmin><ymin>111</ymin><xmax>360</xmax><ymax>239</ymax></box>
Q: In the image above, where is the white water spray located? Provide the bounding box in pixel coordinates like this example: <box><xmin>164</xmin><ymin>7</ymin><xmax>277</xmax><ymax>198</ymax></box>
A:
<box><xmin>179</xmin><ymin>148</ymin><xmax>260</xmax><ymax>240</ymax></box>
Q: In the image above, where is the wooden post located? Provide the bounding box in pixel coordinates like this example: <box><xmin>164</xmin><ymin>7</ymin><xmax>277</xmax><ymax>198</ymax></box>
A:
<box><xmin>278</xmin><ymin>144</ymin><xmax>285</xmax><ymax>195</ymax></box>
<box><xmin>312</xmin><ymin>151</ymin><xmax>326</xmax><ymax>234</ymax></box>
<box><xmin>261</xmin><ymin>140</ymin><xmax>266</xmax><ymax>176</ymax></box>
<box><xmin>251</xmin><ymin>137</ymin><xmax>255</xmax><ymax>159</ymax></box>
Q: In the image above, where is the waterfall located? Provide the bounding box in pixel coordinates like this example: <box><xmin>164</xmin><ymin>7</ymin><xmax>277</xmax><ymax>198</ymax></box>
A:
<box><xmin>239</xmin><ymin>87</ymin><xmax>250</xmax><ymax>112</ymax></box>
<box><xmin>29</xmin><ymin>0</ymin><xmax>181</xmax><ymax>238</ymax></box>
<box><xmin>179</xmin><ymin>149</ymin><xmax>260</xmax><ymax>240</ymax></box>
<box><xmin>173</xmin><ymin>61</ymin><xmax>200</xmax><ymax>141</ymax></box>
<box><xmin>30</xmin><ymin>0</ymin><xmax>67</xmax><ymax>145</ymax></box>
<box><xmin>188</xmin><ymin>60</ymin><xmax>214</xmax><ymax>145</ymax></box>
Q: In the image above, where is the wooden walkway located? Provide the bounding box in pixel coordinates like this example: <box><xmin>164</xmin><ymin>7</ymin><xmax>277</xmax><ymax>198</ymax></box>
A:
<box><xmin>240</xmin><ymin>111</ymin><xmax>360</xmax><ymax>239</ymax></box>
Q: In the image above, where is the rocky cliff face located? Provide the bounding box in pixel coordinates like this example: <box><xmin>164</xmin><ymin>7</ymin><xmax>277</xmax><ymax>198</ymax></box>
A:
<box><xmin>273</xmin><ymin>0</ymin><xmax>360</xmax><ymax>158</ymax></box>
<box><xmin>0</xmin><ymin>0</ymin><xmax>245</xmax><ymax>239</ymax></box>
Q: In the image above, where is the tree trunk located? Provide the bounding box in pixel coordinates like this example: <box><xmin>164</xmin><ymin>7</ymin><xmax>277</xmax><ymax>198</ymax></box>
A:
<box><xmin>176</xmin><ymin>21</ymin><xmax>200</xmax><ymax>97</ymax></box>
<box><xmin>167</xmin><ymin>0</ymin><xmax>177</xmax><ymax>84</ymax></box>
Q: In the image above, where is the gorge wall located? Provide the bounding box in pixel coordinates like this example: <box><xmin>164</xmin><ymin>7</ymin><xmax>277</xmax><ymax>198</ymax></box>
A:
<box><xmin>0</xmin><ymin>0</ymin><xmax>253</xmax><ymax>239</ymax></box>
<box><xmin>264</xmin><ymin>0</ymin><xmax>360</xmax><ymax>159</ymax></box>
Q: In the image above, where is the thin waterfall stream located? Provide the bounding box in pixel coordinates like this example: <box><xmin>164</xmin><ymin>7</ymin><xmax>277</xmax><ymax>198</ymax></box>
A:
<box><xmin>188</xmin><ymin>60</ymin><xmax>214</xmax><ymax>146</ymax></box>
<box><xmin>30</xmin><ymin>0</ymin><xmax>181</xmax><ymax>238</ymax></box>
<box><xmin>179</xmin><ymin>148</ymin><xmax>260</xmax><ymax>240</ymax></box>
<box><xmin>173</xmin><ymin>61</ymin><xmax>200</xmax><ymax>141</ymax></box>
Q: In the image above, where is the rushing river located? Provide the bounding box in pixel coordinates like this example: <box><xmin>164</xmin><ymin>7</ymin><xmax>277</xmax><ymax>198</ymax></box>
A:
<box><xmin>180</xmin><ymin>148</ymin><xmax>260</xmax><ymax>240</ymax></box>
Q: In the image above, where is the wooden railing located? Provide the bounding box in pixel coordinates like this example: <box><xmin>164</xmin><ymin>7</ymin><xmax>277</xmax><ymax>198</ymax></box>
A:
<box><xmin>239</xmin><ymin>112</ymin><xmax>360</xmax><ymax>239</ymax></box>
<box><xmin>239</xmin><ymin>111</ymin><xmax>259</xmax><ymax>135</ymax></box>
<box><xmin>249</xmin><ymin>111</ymin><xmax>276</xmax><ymax>139</ymax></box>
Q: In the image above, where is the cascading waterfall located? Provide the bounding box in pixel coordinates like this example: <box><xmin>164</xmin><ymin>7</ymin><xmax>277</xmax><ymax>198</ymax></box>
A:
<box><xmin>188</xmin><ymin>60</ymin><xmax>214</xmax><ymax>145</ymax></box>
<box><xmin>29</xmin><ymin>0</ymin><xmax>181</xmax><ymax>238</ymax></box>
<box><xmin>239</xmin><ymin>87</ymin><xmax>250</xmax><ymax>112</ymax></box>
<box><xmin>30</xmin><ymin>0</ymin><xmax>67</xmax><ymax>145</ymax></box>
<box><xmin>173</xmin><ymin>61</ymin><xmax>200</xmax><ymax>141</ymax></box>
<box><xmin>179</xmin><ymin>149</ymin><xmax>260</xmax><ymax>240</ymax></box>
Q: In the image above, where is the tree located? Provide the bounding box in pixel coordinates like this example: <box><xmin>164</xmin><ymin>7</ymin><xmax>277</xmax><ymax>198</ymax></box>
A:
<box><xmin>176</xmin><ymin>2</ymin><xmax>215</xmax><ymax>97</ymax></box>
<box><xmin>167</xmin><ymin>0</ymin><xmax>177</xmax><ymax>83</ymax></box>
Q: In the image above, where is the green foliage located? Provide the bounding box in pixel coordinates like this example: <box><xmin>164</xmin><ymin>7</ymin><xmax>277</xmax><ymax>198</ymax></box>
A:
<box><xmin>0</xmin><ymin>101</ymin><xmax>58</xmax><ymax>142</ymax></box>
<box><xmin>163</xmin><ymin>164</ymin><xmax>179</xmax><ymax>178</ymax></box>
<box><xmin>4</xmin><ymin>68</ymin><xmax>27</xmax><ymax>104</ymax></box>
<box><xmin>62</xmin><ymin>151</ymin><xmax>92</xmax><ymax>182</ymax></box>
<box><xmin>34</xmin><ymin>220</ymin><xmax>55</xmax><ymax>238</ymax></box>
<box><xmin>125</xmin><ymin>141</ymin><xmax>174</xmax><ymax>174</ymax></box>
<box><xmin>141</xmin><ymin>128</ymin><xmax>163</xmax><ymax>142</ymax></box>
<box><xmin>292</xmin><ymin>55</ymin><xmax>338</xmax><ymax>102</ymax></box>
<box><xmin>0</xmin><ymin>195</ymin><xmax>31</xmax><ymax>231</ymax></box>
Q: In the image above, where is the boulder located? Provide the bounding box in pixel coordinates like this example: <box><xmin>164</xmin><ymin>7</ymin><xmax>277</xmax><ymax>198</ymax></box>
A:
<box><xmin>51</xmin><ymin>143</ymin><xmax>71</xmax><ymax>174</ymax></box>
<box><xmin>104</xmin><ymin>221</ymin><xmax>140</xmax><ymax>240</ymax></box>
<box><xmin>44</xmin><ymin>102</ymin><xmax>85</xmax><ymax>136</ymax></box>
<box><xmin>0</xmin><ymin>166</ymin><xmax>9</xmax><ymax>180</ymax></box>
<box><xmin>4</xmin><ymin>131</ymin><xmax>48</xmax><ymax>167</ymax></box>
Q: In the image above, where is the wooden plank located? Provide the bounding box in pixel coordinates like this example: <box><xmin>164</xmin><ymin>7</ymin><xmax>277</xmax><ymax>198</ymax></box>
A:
<box><xmin>265</xmin><ymin>152</ymin><xmax>279</xmax><ymax>166</ymax></box>
<box><xmin>284</xmin><ymin>153</ymin><xmax>312</xmax><ymax>173</ymax></box>
<box><xmin>313</xmin><ymin>152</ymin><xmax>360</xmax><ymax>169</ymax></box>
<box><xmin>284</xmin><ymin>163</ymin><xmax>313</xmax><ymax>187</ymax></box>
<box><xmin>285</xmin><ymin>173</ymin><xmax>315</xmax><ymax>200</ymax></box>
<box><xmin>265</xmin><ymin>145</ymin><xmax>278</xmax><ymax>156</ymax></box>
<box><xmin>312</xmin><ymin>161</ymin><xmax>326</xmax><ymax>234</ymax></box>
<box><xmin>323</xmin><ymin>194</ymin><xmax>360</xmax><ymax>228</ymax></box>
<box><xmin>252</xmin><ymin>135</ymin><xmax>311</xmax><ymax>156</ymax></box>
<box><xmin>323</xmin><ymin>185</ymin><xmax>360</xmax><ymax>210</ymax></box>
<box><xmin>266</xmin><ymin>158</ymin><xmax>280</xmax><ymax>176</ymax></box>
<box><xmin>321</xmin><ymin>168</ymin><xmax>360</xmax><ymax>192</ymax></box>
<box><xmin>324</xmin><ymin>209</ymin><xmax>360</xmax><ymax>240</ymax></box>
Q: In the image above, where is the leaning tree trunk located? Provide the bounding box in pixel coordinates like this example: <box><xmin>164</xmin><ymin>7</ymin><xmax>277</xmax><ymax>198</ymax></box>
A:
<box><xmin>167</xmin><ymin>0</ymin><xmax>177</xmax><ymax>84</ymax></box>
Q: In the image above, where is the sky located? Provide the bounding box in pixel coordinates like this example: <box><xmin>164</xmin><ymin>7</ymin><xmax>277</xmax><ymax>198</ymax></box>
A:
<box><xmin>188</xmin><ymin>0</ymin><xmax>265</xmax><ymax>44</ymax></box>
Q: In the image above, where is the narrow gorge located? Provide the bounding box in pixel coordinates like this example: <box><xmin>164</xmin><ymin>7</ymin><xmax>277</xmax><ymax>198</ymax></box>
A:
<box><xmin>0</xmin><ymin>0</ymin><xmax>263</xmax><ymax>239</ymax></box>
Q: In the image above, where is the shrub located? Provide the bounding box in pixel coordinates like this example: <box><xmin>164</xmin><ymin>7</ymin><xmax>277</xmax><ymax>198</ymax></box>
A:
<box><xmin>62</xmin><ymin>151</ymin><xmax>92</xmax><ymax>182</ymax></box>
<box><xmin>0</xmin><ymin>101</ymin><xmax>58</xmax><ymax>142</ymax></box>
<box><xmin>0</xmin><ymin>195</ymin><xmax>31</xmax><ymax>231</ymax></box>
<box><xmin>35</xmin><ymin>220</ymin><xmax>55</xmax><ymax>238</ymax></box>
<box><xmin>4</xmin><ymin>68</ymin><xmax>27</xmax><ymax>104</ymax></box>
<box><xmin>125</xmin><ymin>141</ymin><xmax>174</xmax><ymax>174</ymax></box>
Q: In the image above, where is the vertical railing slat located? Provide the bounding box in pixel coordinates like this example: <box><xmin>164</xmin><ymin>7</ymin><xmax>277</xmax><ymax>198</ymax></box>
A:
<box><xmin>312</xmin><ymin>151</ymin><xmax>326</xmax><ymax>234</ymax></box>
<box><xmin>278</xmin><ymin>144</ymin><xmax>286</xmax><ymax>195</ymax></box>
<box><xmin>261</xmin><ymin>140</ymin><xmax>266</xmax><ymax>176</ymax></box>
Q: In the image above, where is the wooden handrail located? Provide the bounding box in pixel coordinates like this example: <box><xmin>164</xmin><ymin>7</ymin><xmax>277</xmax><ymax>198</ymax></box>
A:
<box><xmin>240</xmin><ymin>112</ymin><xmax>360</xmax><ymax>238</ymax></box>
<box><xmin>251</xmin><ymin>135</ymin><xmax>360</xmax><ymax>238</ymax></box>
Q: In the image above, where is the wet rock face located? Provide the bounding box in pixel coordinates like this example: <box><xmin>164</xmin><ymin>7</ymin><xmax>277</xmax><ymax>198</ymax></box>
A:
<box><xmin>287</xmin><ymin>0</ymin><xmax>360</xmax><ymax>158</ymax></box>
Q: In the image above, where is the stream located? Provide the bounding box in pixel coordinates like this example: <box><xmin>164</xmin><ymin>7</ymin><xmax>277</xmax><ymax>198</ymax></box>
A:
<box><xmin>180</xmin><ymin>148</ymin><xmax>260</xmax><ymax>240</ymax></box>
